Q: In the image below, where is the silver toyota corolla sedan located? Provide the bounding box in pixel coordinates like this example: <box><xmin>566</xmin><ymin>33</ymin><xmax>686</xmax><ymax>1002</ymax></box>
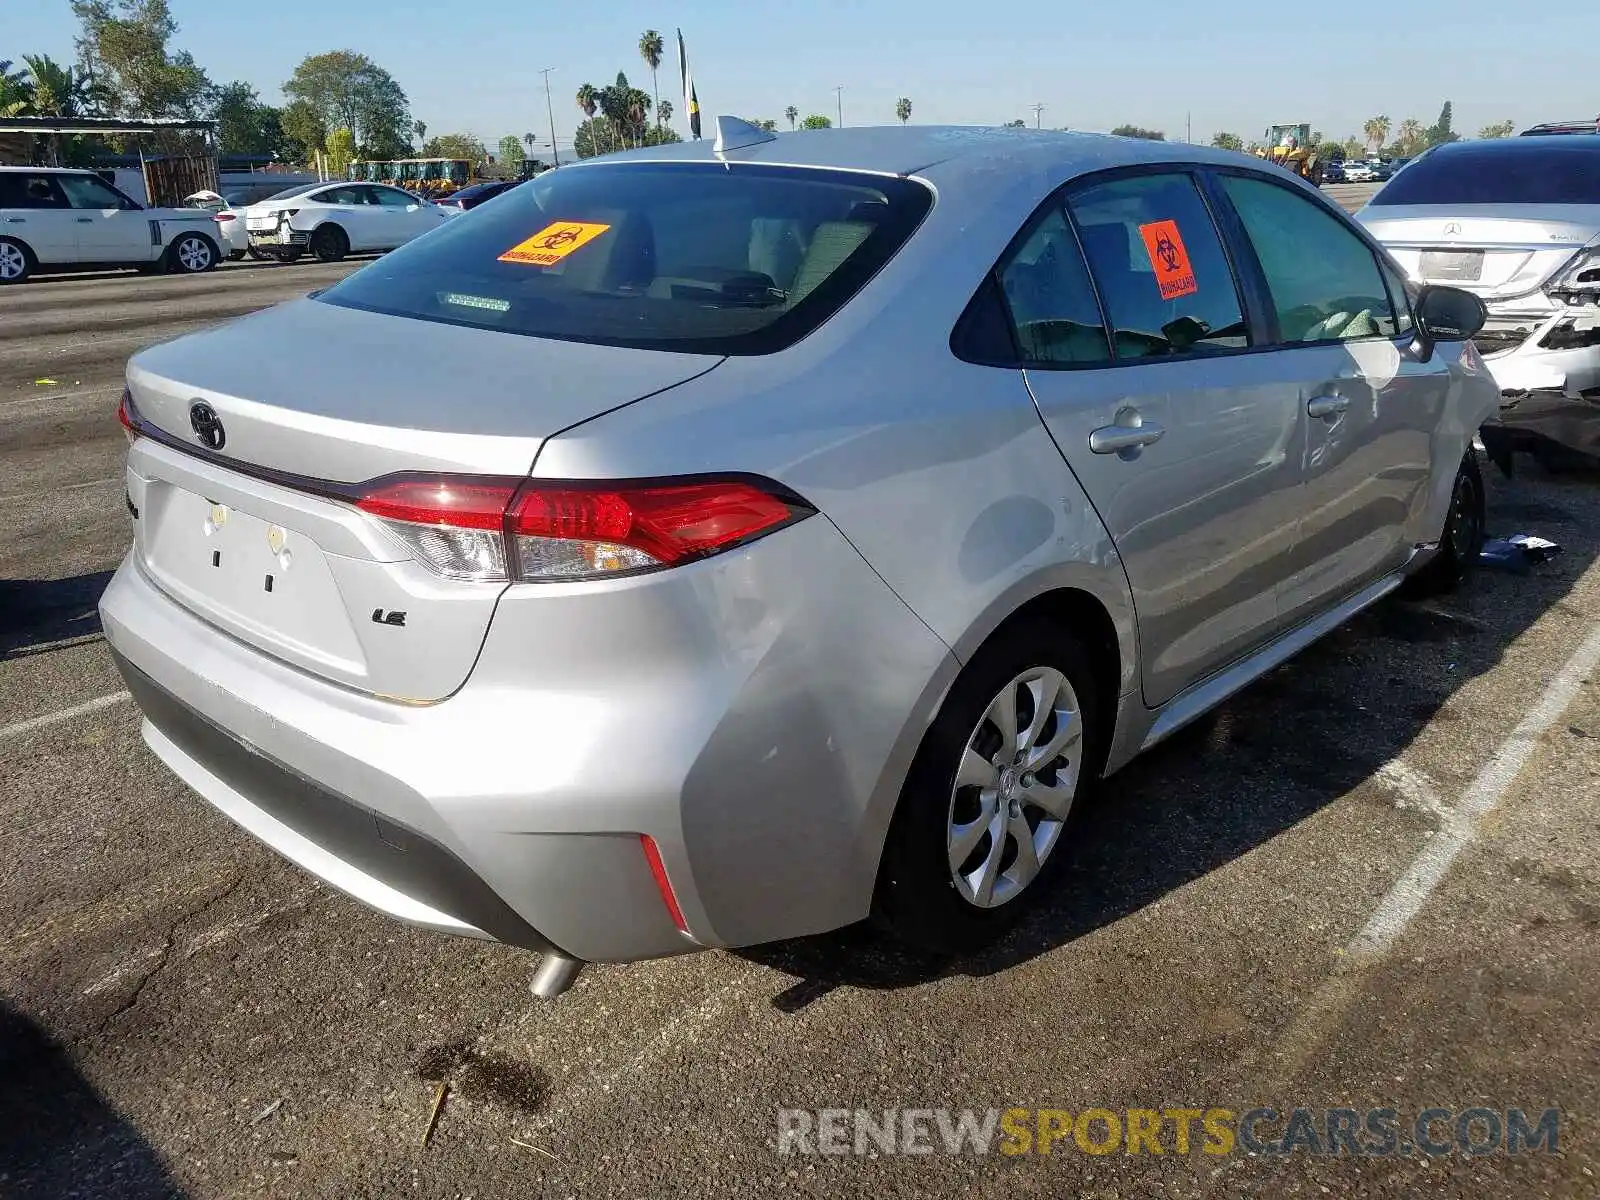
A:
<box><xmin>1356</xmin><ymin>136</ymin><xmax>1600</xmax><ymax>396</ymax></box>
<box><xmin>101</xmin><ymin>121</ymin><xmax>1498</xmax><ymax>997</ymax></box>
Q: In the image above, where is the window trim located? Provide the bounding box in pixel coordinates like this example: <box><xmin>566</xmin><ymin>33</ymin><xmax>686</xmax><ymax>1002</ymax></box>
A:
<box><xmin>1202</xmin><ymin>165</ymin><xmax>1412</xmax><ymax>352</ymax></box>
<box><xmin>952</xmin><ymin>162</ymin><xmax>1267</xmax><ymax>372</ymax></box>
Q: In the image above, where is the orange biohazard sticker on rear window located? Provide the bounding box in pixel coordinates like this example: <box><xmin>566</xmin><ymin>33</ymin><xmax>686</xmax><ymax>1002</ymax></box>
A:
<box><xmin>1137</xmin><ymin>219</ymin><xmax>1198</xmax><ymax>300</ymax></box>
<box><xmin>499</xmin><ymin>221</ymin><xmax>611</xmax><ymax>267</ymax></box>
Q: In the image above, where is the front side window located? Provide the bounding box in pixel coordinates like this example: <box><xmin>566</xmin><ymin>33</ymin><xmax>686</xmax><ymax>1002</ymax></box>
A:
<box><xmin>1066</xmin><ymin>173</ymin><xmax>1248</xmax><ymax>359</ymax></box>
<box><xmin>372</xmin><ymin>186</ymin><xmax>416</xmax><ymax>207</ymax></box>
<box><xmin>1219</xmin><ymin>174</ymin><xmax>1401</xmax><ymax>343</ymax></box>
<box><xmin>317</xmin><ymin>162</ymin><xmax>933</xmax><ymax>354</ymax></box>
<box><xmin>58</xmin><ymin>173</ymin><xmax>137</xmax><ymax>210</ymax></box>
<box><xmin>996</xmin><ymin>207</ymin><xmax>1110</xmax><ymax>365</ymax></box>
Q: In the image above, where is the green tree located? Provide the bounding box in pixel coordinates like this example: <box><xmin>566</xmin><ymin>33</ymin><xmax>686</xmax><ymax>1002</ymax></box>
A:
<box><xmin>784</xmin><ymin>105</ymin><xmax>798</xmax><ymax>129</ymax></box>
<box><xmin>1342</xmin><ymin>135</ymin><xmax>1363</xmax><ymax>158</ymax></box>
<box><xmin>22</xmin><ymin>54</ymin><xmax>104</xmax><ymax>117</ymax></box>
<box><xmin>0</xmin><ymin>60</ymin><xmax>33</xmax><ymax>116</ymax></box>
<box><xmin>638</xmin><ymin>30</ymin><xmax>663</xmax><ymax>126</ymax></box>
<box><xmin>1477</xmin><ymin>119</ymin><xmax>1515</xmax><ymax>139</ymax></box>
<box><xmin>323</xmin><ymin>126</ymin><xmax>355</xmax><ymax>175</ymax></box>
<box><xmin>574</xmin><ymin>116</ymin><xmax>679</xmax><ymax>158</ymax></box>
<box><xmin>799</xmin><ymin>113</ymin><xmax>832</xmax><ymax>130</ymax></box>
<box><xmin>522</xmin><ymin>131</ymin><xmax>535</xmax><ymax>154</ymax></box>
<box><xmin>1395</xmin><ymin>117</ymin><xmax>1425</xmax><ymax>156</ymax></box>
<box><xmin>497</xmin><ymin>134</ymin><xmax>524</xmax><ymax>170</ymax></box>
<box><xmin>284</xmin><ymin>50</ymin><xmax>411</xmax><ymax>160</ymax></box>
<box><xmin>895</xmin><ymin>97</ymin><xmax>912</xmax><ymax>124</ymax></box>
<box><xmin>1002</xmin><ymin>118</ymin><xmax>1026</xmax><ymax>128</ymax></box>
<box><xmin>1210</xmin><ymin>131</ymin><xmax>1244</xmax><ymax>151</ymax></box>
<box><xmin>412</xmin><ymin>119</ymin><xmax>426</xmax><ymax>148</ymax></box>
<box><xmin>575</xmin><ymin>83</ymin><xmax>602</xmax><ymax>151</ymax></box>
<box><xmin>420</xmin><ymin>132</ymin><xmax>487</xmax><ymax>162</ymax></box>
<box><xmin>1426</xmin><ymin>100</ymin><xmax>1457</xmax><ymax>146</ymax></box>
<box><xmin>1363</xmin><ymin>115</ymin><xmax>1390</xmax><ymax>153</ymax></box>
<box><xmin>211</xmin><ymin>81</ymin><xmax>284</xmax><ymax>154</ymax></box>
<box><xmin>280</xmin><ymin>98</ymin><xmax>326</xmax><ymax>163</ymax></box>
<box><xmin>1111</xmin><ymin>124</ymin><xmax>1164</xmax><ymax>140</ymax></box>
<box><xmin>70</xmin><ymin>0</ymin><xmax>211</xmax><ymax>120</ymax></box>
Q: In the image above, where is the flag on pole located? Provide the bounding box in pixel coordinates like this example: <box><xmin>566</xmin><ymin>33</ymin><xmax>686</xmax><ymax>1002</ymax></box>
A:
<box><xmin>677</xmin><ymin>28</ymin><xmax>701</xmax><ymax>140</ymax></box>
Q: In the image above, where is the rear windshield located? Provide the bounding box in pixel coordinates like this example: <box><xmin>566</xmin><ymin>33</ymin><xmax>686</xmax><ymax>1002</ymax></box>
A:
<box><xmin>1370</xmin><ymin>141</ymin><xmax>1600</xmax><ymax>205</ymax></box>
<box><xmin>315</xmin><ymin>162</ymin><xmax>933</xmax><ymax>354</ymax></box>
<box><xmin>261</xmin><ymin>182</ymin><xmax>325</xmax><ymax>203</ymax></box>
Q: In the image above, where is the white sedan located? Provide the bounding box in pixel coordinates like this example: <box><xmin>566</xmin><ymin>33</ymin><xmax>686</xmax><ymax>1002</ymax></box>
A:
<box><xmin>243</xmin><ymin>182</ymin><xmax>448</xmax><ymax>263</ymax></box>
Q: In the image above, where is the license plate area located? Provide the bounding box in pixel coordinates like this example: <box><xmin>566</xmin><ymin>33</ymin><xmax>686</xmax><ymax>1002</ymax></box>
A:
<box><xmin>1420</xmin><ymin>249</ymin><xmax>1484</xmax><ymax>282</ymax></box>
<box><xmin>140</xmin><ymin>483</ymin><xmax>365</xmax><ymax>674</ymax></box>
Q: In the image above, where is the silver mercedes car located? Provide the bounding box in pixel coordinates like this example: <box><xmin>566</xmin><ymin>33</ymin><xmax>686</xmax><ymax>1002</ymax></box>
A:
<box><xmin>101</xmin><ymin>121</ymin><xmax>1498</xmax><ymax>997</ymax></box>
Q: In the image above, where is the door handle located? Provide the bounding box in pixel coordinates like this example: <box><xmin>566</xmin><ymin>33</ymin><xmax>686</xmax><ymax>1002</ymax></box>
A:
<box><xmin>1089</xmin><ymin>420</ymin><xmax>1166</xmax><ymax>454</ymax></box>
<box><xmin>5</xmin><ymin>217</ymin><xmax>23</xmax><ymax>223</ymax></box>
<box><xmin>76</xmin><ymin>217</ymin><xmax>94</xmax><ymax>223</ymax></box>
<box><xmin>1306</xmin><ymin>394</ymin><xmax>1350</xmax><ymax>419</ymax></box>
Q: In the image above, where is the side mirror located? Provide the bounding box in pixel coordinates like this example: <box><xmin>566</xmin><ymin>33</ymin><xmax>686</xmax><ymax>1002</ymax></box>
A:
<box><xmin>1413</xmin><ymin>285</ymin><xmax>1487</xmax><ymax>361</ymax></box>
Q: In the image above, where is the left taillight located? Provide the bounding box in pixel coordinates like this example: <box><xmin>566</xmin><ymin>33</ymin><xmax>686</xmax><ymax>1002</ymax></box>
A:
<box><xmin>214</xmin><ymin>212</ymin><xmax>236</xmax><ymax>223</ymax></box>
<box><xmin>354</xmin><ymin>474</ymin><xmax>812</xmax><ymax>584</ymax></box>
<box><xmin>117</xmin><ymin>389</ymin><xmax>139</xmax><ymax>444</ymax></box>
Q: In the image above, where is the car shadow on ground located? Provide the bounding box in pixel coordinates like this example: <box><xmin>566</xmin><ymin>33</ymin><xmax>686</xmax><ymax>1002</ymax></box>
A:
<box><xmin>0</xmin><ymin>570</ymin><xmax>113</xmax><ymax>659</ymax></box>
<box><xmin>0</xmin><ymin>999</ymin><xmax>185</xmax><ymax>1198</ymax></box>
<box><xmin>740</xmin><ymin>464</ymin><xmax>1600</xmax><ymax>1010</ymax></box>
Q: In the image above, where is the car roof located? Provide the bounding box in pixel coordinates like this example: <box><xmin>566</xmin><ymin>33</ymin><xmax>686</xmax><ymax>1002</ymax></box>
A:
<box><xmin>1412</xmin><ymin>135</ymin><xmax>1600</xmax><ymax>160</ymax></box>
<box><xmin>0</xmin><ymin>165</ymin><xmax>99</xmax><ymax>174</ymax></box>
<box><xmin>560</xmin><ymin>124</ymin><xmax>1259</xmax><ymax>185</ymax></box>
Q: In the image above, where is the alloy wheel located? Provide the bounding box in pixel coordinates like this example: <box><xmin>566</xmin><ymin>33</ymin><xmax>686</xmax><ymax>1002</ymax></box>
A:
<box><xmin>0</xmin><ymin>243</ymin><xmax>25</xmax><ymax>281</ymax></box>
<box><xmin>176</xmin><ymin>235</ymin><xmax>211</xmax><ymax>272</ymax></box>
<box><xmin>946</xmin><ymin>665</ymin><xmax>1082</xmax><ymax>908</ymax></box>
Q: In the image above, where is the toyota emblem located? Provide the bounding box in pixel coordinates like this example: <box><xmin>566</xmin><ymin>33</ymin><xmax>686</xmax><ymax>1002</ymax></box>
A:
<box><xmin>189</xmin><ymin>401</ymin><xmax>225</xmax><ymax>450</ymax></box>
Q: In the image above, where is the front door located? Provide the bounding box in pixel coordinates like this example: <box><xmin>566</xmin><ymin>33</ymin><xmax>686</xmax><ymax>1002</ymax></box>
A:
<box><xmin>56</xmin><ymin>172</ymin><xmax>153</xmax><ymax>263</ymax></box>
<box><xmin>1212</xmin><ymin>172</ymin><xmax>1451</xmax><ymax>620</ymax></box>
<box><xmin>1008</xmin><ymin>170</ymin><xmax>1306</xmax><ymax>707</ymax></box>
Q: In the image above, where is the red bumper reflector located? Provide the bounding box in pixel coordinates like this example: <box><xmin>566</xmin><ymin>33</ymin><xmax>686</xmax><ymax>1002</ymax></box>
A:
<box><xmin>640</xmin><ymin>835</ymin><xmax>688</xmax><ymax>933</ymax></box>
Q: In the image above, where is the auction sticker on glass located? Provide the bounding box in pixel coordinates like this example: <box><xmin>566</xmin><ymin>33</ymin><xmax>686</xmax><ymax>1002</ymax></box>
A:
<box><xmin>1138</xmin><ymin>219</ymin><xmax>1198</xmax><ymax>300</ymax></box>
<box><xmin>499</xmin><ymin>221</ymin><xmax>612</xmax><ymax>267</ymax></box>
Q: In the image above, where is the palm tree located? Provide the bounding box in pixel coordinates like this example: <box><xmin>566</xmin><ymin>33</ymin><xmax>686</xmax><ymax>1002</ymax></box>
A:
<box><xmin>575</xmin><ymin>83</ymin><xmax>602</xmax><ymax>152</ymax></box>
<box><xmin>658</xmin><ymin>99</ymin><xmax>673</xmax><ymax>129</ymax></box>
<box><xmin>0</xmin><ymin>60</ymin><xmax>34</xmax><ymax>118</ymax></box>
<box><xmin>523</xmin><ymin>131</ymin><xmax>536</xmax><ymax>155</ymax></box>
<box><xmin>638</xmin><ymin>30</ymin><xmax>664</xmax><ymax>127</ymax></box>
<box><xmin>1396</xmin><ymin>118</ymin><xmax>1424</xmax><ymax>155</ymax></box>
<box><xmin>785</xmin><ymin>105</ymin><xmax>798</xmax><ymax>130</ymax></box>
<box><xmin>895</xmin><ymin>97</ymin><xmax>912</xmax><ymax>125</ymax></box>
<box><xmin>22</xmin><ymin>55</ymin><xmax>97</xmax><ymax>118</ymax></box>
<box><xmin>1362</xmin><ymin>115</ymin><xmax>1390</xmax><ymax>154</ymax></box>
<box><xmin>413</xmin><ymin>119</ymin><xmax>427</xmax><ymax>148</ymax></box>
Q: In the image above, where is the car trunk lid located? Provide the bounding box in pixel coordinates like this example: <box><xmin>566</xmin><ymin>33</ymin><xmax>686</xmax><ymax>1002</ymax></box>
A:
<box><xmin>124</xmin><ymin>300</ymin><xmax>720</xmax><ymax>700</ymax></box>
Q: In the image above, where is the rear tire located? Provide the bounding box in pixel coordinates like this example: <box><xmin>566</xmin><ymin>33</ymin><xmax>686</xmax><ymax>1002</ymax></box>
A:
<box><xmin>226</xmin><ymin>248</ymin><xmax>245</xmax><ymax>261</ymax></box>
<box><xmin>0</xmin><ymin>237</ymin><xmax>33</xmax><ymax>284</ymax></box>
<box><xmin>167</xmin><ymin>232</ymin><xmax>218</xmax><ymax>274</ymax></box>
<box><xmin>311</xmin><ymin>224</ymin><xmax>348</xmax><ymax>263</ymax></box>
<box><xmin>1402</xmin><ymin>451</ymin><xmax>1485</xmax><ymax>597</ymax></box>
<box><xmin>873</xmin><ymin>620</ymin><xmax>1104</xmax><ymax>956</ymax></box>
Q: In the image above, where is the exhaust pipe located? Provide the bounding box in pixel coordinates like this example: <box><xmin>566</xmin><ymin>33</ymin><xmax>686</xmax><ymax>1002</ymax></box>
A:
<box><xmin>530</xmin><ymin>951</ymin><xmax>584</xmax><ymax>999</ymax></box>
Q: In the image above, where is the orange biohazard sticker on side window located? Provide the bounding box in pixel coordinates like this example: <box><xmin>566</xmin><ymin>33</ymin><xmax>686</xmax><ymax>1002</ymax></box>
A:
<box><xmin>499</xmin><ymin>221</ymin><xmax>611</xmax><ymax>267</ymax></box>
<box><xmin>1137</xmin><ymin>219</ymin><xmax>1198</xmax><ymax>300</ymax></box>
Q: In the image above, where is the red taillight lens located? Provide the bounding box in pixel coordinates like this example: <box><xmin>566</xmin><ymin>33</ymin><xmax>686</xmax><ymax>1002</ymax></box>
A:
<box><xmin>117</xmin><ymin>389</ymin><xmax>139</xmax><ymax>443</ymax></box>
<box><xmin>214</xmin><ymin>212</ymin><xmax>236</xmax><ymax>222</ymax></box>
<box><xmin>352</xmin><ymin>473</ymin><xmax>810</xmax><ymax>583</ymax></box>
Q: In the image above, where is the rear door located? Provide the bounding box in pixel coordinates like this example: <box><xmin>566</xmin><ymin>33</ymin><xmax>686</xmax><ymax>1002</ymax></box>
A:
<box><xmin>56</xmin><ymin>172</ymin><xmax>156</xmax><ymax>263</ymax></box>
<box><xmin>0</xmin><ymin>171</ymin><xmax>77</xmax><ymax>262</ymax></box>
<box><xmin>1213</xmin><ymin>171</ymin><xmax>1449</xmax><ymax>621</ymax></box>
<box><xmin>369</xmin><ymin>184</ymin><xmax>436</xmax><ymax>246</ymax></box>
<box><xmin>1014</xmin><ymin>169</ymin><xmax>1305</xmax><ymax>707</ymax></box>
<box><xmin>318</xmin><ymin>185</ymin><xmax>376</xmax><ymax>249</ymax></box>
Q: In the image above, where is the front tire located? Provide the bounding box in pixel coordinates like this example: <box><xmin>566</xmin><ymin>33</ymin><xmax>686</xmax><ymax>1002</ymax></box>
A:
<box><xmin>1403</xmin><ymin>451</ymin><xmax>1485</xmax><ymax>597</ymax></box>
<box><xmin>167</xmin><ymin>232</ymin><xmax>218</xmax><ymax>274</ymax></box>
<box><xmin>874</xmin><ymin>620</ymin><xmax>1103</xmax><ymax>955</ymax></box>
<box><xmin>311</xmin><ymin>224</ymin><xmax>348</xmax><ymax>263</ymax></box>
<box><xmin>0</xmin><ymin>237</ymin><xmax>35</xmax><ymax>284</ymax></box>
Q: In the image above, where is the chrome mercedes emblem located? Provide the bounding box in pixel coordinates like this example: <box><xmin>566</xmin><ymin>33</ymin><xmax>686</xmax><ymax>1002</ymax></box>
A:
<box><xmin>1442</xmin><ymin>222</ymin><xmax>1462</xmax><ymax>237</ymax></box>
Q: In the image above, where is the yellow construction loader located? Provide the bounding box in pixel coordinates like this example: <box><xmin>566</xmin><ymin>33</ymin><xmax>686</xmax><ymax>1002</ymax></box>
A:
<box><xmin>1253</xmin><ymin>124</ymin><xmax>1325</xmax><ymax>186</ymax></box>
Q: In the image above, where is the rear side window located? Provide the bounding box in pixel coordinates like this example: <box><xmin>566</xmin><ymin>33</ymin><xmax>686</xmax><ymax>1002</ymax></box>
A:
<box><xmin>0</xmin><ymin>173</ymin><xmax>68</xmax><ymax>209</ymax></box>
<box><xmin>996</xmin><ymin>208</ymin><xmax>1110</xmax><ymax>365</ymax></box>
<box><xmin>1066</xmin><ymin>173</ymin><xmax>1248</xmax><ymax>359</ymax></box>
<box><xmin>316</xmin><ymin>162</ymin><xmax>933</xmax><ymax>355</ymax></box>
<box><xmin>1220</xmin><ymin>175</ymin><xmax>1401</xmax><ymax>343</ymax></box>
<box><xmin>1369</xmin><ymin>143</ymin><xmax>1600</xmax><ymax>205</ymax></box>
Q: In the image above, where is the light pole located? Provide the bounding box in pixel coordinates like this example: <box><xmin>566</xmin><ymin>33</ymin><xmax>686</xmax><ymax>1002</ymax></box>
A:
<box><xmin>539</xmin><ymin>66</ymin><xmax>560</xmax><ymax>166</ymax></box>
<box><xmin>833</xmin><ymin>85</ymin><xmax>844</xmax><ymax>128</ymax></box>
<box><xmin>1030</xmin><ymin>103</ymin><xmax>1045</xmax><ymax>129</ymax></box>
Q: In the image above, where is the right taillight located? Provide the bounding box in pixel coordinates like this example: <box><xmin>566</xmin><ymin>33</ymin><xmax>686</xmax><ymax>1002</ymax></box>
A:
<box><xmin>117</xmin><ymin>389</ymin><xmax>139</xmax><ymax>444</ymax></box>
<box><xmin>355</xmin><ymin>474</ymin><xmax>812</xmax><ymax>584</ymax></box>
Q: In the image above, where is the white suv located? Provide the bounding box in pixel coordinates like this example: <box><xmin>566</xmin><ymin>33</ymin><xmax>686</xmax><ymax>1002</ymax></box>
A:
<box><xmin>0</xmin><ymin>166</ymin><xmax>223</xmax><ymax>284</ymax></box>
<box><xmin>243</xmin><ymin>182</ymin><xmax>448</xmax><ymax>263</ymax></box>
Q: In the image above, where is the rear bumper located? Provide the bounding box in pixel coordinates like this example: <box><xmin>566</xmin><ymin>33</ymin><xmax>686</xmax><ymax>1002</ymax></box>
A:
<box><xmin>99</xmin><ymin>512</ymin><xmax>955</xmax><ymax>963</ymax></box>
<box><xmin>1478</xmin><ymin>305</ymin><xmax>1600</xmax><ymax>395</ymax></box>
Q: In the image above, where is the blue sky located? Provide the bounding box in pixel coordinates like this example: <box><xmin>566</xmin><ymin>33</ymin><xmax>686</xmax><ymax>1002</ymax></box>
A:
<box><xmin>9</xmin><ymin>0</ymin><xmax>1597</xmax><ymax>152</ymax></box>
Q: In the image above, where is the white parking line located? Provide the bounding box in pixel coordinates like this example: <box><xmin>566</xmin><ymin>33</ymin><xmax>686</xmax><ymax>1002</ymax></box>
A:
<box><xmin>1347</xmin><ymin>621</ymin><xmax>1600</xmax><ymax>959</ymax></box>
<box><xmin>0</xmin><ymin>691</ymin><xmax>131</xmax><ymax>744</ymax></box>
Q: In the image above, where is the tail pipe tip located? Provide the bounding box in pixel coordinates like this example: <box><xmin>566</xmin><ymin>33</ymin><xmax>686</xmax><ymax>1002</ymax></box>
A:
<box><xmin>530</xmin><ymin>952</ymin><xmax>585</xmax><ymax>1000</ymax></box>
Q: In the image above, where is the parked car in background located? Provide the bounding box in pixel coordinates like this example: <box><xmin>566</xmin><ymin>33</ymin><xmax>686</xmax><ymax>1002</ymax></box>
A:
<box><xmin>434</xmin><ymin>179</ymin><xmax>523</xmax><ymax>214</ymax></box>
<box><xmin>1343</xmin><ymin>161</ymin><xmax>1376</xmax><ymax>183</ymax></box>
<box><xmin>184</xmin><ymin>189</ymin><xmax>252</xmax><ymax>260</ymax></box>
<box><xmin>0</xmin><ymin>166</ymin><xmax>223</xmax><ymax>284</ymax></box>
<box><xmin>1520</xmin><ymin>119</ymin><xmax>1599</xmax><ymax>136</ymax></box>
<box><xmin>1321</xmin><ymin>159</ymin><xmax>1346</xmax><ymax>184</ymax></box>
<box><xmin>1356</xmin><ymin>136</ymin><xmax>1600</xmax><ymax>463</ymax></box>
<box><xmin>243</xmin><ymin>182</ymin><xmax>448</xmax><ymax>263</ymax></box>
<box><xmin>104</xmin><ymin>124</ymin><xmax>1496</xmax><ymax>995</ymax></box>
